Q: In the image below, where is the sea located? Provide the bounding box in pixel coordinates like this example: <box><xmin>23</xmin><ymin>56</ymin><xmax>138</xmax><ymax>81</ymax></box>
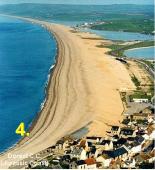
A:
<box><xmin>0</xmin><ymin>16</ymin><xmax>56</xmax><ymax>152</ymax></box>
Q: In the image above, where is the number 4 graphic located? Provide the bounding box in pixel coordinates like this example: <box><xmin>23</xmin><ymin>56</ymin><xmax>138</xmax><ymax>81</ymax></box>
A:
<box><xmin>15</xmin><ymin>122</ymin><xmax>26</xmax><ymax>136</ymax></box>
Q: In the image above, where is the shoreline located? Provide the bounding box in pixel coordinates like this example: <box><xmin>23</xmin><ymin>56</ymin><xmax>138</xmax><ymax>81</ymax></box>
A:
<box><xmin>0</xmin><ymin>15</ymin><xmax>135</xmax><ymax>168</ymax></box>
<box><xmin>124</xmin><ymin>45</ymin><xmax>155</xmax><ymax>51</ymax></box>
<box><xmin>0</xmin><ymin>16</ymin><xmax>93</xmax><ymax>168</ymax></box>
<box><xmin>0</xmin><ymin>17</ymin><xmax>58</xmax><ymax>155</ymax></box>
<box><xmin>124</xmin><ymin>45</ymin><xmax>154</xmax><ymax>60</ymax></box>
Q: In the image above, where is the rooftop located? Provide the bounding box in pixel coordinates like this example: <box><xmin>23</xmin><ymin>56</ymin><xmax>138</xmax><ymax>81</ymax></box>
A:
<box><xmin>111</xmin><ymin>126</ymin><xmax>120</xmax><ymax>131</ymax></box>
<box><xmin>77</xmin><ymin>160</ymin><xmax>86</xmax><ymax>166</ymax></box>
<box><xmin>103</xmin><ymin>147</ymin><xmax>128</xmax><ymax>158</ymax></box>
<box><xmin>85</xmin><ymin>158</ymin><xmax>96</xmax><ymax>165</ymax></box>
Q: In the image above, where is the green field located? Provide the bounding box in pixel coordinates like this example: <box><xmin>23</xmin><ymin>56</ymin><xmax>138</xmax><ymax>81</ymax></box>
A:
<box><xmin>91</xmin><ymin>19</ymin><xmax>154</xmax><ymax>34</ymax></box>
<box><xmin>102</xmin><ymin>40</ymin><xmax>154</xmax><ymax>58</ymax></box>
<box><xmin>129</xmin><ymin>91</ymin><xmax>152</xmax><ymax>101</ymax></box>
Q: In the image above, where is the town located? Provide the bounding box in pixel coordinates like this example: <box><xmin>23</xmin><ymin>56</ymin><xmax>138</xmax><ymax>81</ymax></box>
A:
<box><xmin>26</xmin><ymin>103</ymin><xmax>154</xmax><ymax>169</ymax></box>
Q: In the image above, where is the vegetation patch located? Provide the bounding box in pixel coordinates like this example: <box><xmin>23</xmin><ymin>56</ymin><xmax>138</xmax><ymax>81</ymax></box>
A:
<box><xmin>131</xmin><ymin>75</ymin><xmax>141</xmax><ymax>87</ymax></box>
<box><xmin>129</xmin><ymin>91</ymin><xmax>152</xmax><ymax>101</ymax></box>
<box><xmin>141</xmin><ymin>59</ymin><xmax>155</xmax><ymax>71</ymax></box>
<box><xmin>91</xmin><ymin>19</ymin><xmax>154</xmax><ymax>34</ymax></box>
<box><xmin>102</xmin><ymin>40</ymin><xmax>154</xmax><ymax>58</ymax></box>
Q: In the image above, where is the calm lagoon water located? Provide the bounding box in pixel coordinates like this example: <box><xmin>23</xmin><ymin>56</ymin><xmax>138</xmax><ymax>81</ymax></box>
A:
<box><xmin>124</xmin><ymin>46</ymin><xmax>155</xmax><ymax>59</ymax></box>
<box><xmin>0</xmin><ymin>16</ymin><xmax>56</xmax><ymax>152</ymax></box>
<box><xmin>84</xmin><ymin>29</ymin><xmax>154</xmax><ymax>41</ymax></box>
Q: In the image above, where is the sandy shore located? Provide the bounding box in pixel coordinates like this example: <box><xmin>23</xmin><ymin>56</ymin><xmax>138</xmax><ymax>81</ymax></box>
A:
<box><xmin>0</xmin><ymin>16</ymin><xmax>135</xmax><ymax>168</ymax></box>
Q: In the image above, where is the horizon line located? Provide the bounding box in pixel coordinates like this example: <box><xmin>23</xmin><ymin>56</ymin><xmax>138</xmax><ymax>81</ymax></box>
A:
<box><xmin>0</xmin><ymin>3</ymin><xmax>154</xmax><ymax>6</ymax></box>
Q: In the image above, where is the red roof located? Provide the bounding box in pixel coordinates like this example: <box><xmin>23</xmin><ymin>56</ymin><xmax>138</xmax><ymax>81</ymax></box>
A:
<box><xmin>84</xmin><ymin>158</ymin><xmax>96</xmax><ymax>165</ymax></box>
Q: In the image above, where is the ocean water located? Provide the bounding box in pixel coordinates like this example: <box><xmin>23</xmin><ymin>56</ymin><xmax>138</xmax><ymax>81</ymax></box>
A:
<box><xmin>0</xmin><ymin>16</ymin><xmax>56</xmax><ymax>152</ymax></box>
<box><xmin>80</xmin><ymin>28</ymin><xmax>154</xmax><ymax>41</ymax></box>
<box><xmin>124</xmin><ymin>46</ymin><xmax>155</xmax><ymax>59</ymax></box>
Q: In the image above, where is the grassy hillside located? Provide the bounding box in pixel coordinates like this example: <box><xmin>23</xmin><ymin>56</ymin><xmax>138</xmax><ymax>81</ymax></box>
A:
<box><xmin>91</xmin><ymin>19</ymin><xmax>154</xmax><ymax>34</ymax></box>
<box><xmin>0</xmin><ymin>4</ymin><xmax>153</xmax><ymax>23</ymax></box>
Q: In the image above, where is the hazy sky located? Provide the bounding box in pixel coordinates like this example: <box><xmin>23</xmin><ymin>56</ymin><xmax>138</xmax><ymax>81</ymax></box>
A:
<box><xmin>0</xmin><ymin>0</ymin><xmax>154</xmax><ymax>5</ymax></box>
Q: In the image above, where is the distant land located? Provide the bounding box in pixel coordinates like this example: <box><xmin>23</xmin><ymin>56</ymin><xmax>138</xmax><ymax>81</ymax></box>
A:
<box><xmin>0</xmin><ymin>4</ymin><xmax>154</xmax><ymax>34</ymax></box>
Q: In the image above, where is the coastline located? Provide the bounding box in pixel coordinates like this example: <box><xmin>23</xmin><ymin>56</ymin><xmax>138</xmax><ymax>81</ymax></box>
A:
<box><xmin>0</xmin><ymin>16</ymin><xmax>93</xmax><ymax>168</ymax></box>
<box><xmin>0</xmin><ymin>15</ymin><xmax>135</xmax><ymax>168</ymax></box>
<box><xmin>0</xmin><ymin>16</ymin><xmax>58</xmax><ymax>155</ymax></box>
<box><xmin>124</xmin><ymin>45</ymin><xmax>154</xmax><ymax>52</ymax></box>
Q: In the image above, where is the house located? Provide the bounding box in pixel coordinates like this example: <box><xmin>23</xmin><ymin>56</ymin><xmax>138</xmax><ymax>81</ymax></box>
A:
<box><xmin>70</xmin><ymin>161</ymin><xmax>77</xmax><ymax>169</ymax></box>
<box><xmin>121</xmin><ymin>158</ymin><xmax>136</xmax><ymax>169</ymax></box>
<box><xmin>84</xmin><ymin>158</ymin><xmax>97</xmax><ymax>169</ymax></box>
<box><xmin>111</xmin><ymin>126</ymin><xmax>121</xmax><ymax>136</ymax></box>
<box><xmin>69</xmin><ymin>158</ymin><xmax>78</xmax><ymax>169</ymax></box>
<box><xmin>86</xmin><ymin>137</ymin><xmax>102</xmax><ymax>144</ymax></box>
<box><xmin>65</xmin><ymin>150</ymin><xmax>71</xmax><ymax>154</ymax></box>
<box><xmin>148</xmin><ymin>150</ymin><xmax>155</xmax><ymax>163</ymax></box>
<box><xmin>102</xmin><ymin>147</ymin><xmax>128</xmax><ymax>160</ymax></box>
<box><xmin>136</xmin><ymin>129</ymin><xmax>146</xmax><ymax>136</ymax></box>
<box><xmin>134</xmin><ymin>150</ymin><xmax>155</xmax><ymax>165</ymax></box>
<box><xmin>70</xmin><ymin>158</ymin><xmax>96</xmax><ymax>169</ymax></box>
<box><xmin>147</xmin><ymin>124</ymin><xmax>155</xmax><ymax>139</ymax></box>
<box><xmin>120</xmin><ymin>127</ymin><xmax>136</xmax><ymax>138</ymax></box>
<box><xmin>135</xmin><ymin>135</ymin><xmax>145</xmax><ymax>144</ymax></box>
<box><xmin>70</xmin><ymin>147</ymin><xmax>83</xmax><ymax>159</ymax></box>
<box><xmin>63</xmin><ymin>141</ymin><xmax>69</xmax><ymax>151</ymax></box>
<box><xmin>51</xmin><ymin>164</ymin><xmax>63</xmax><ymax>169</ymax></box>
<box><xmin>131</xmin><ymin>113</ymin><xmax>148</xmax><ymax>121</ymax></box>
<box><xmin>48</xmin><ymin>145</ymin><xmax>56</xmax><ymax>152</ymax></box>
<box><xmin>88</xmin><ymin>145</ymin><xmax>97</xmax><ymax>158</ymax></box>
<box><xmin>142</xmin><ymin>140</ymin><xmax>154</xmax><ymax>153</ymax></box>
<box><xmin>112</xmin><ymin>135</ymin><xmax>119</xmax><ymax>141</ymax></box>
<box><xmin>76</xmin><ymin>160</ymin><xmax>87</xmax><ymax>169</ymax></box>
<box><xmin>109</xmin><ymin>158</ymin><xmax>122</xmax><ymax>169</ymax></box>
<box><xmin>97</xmin><ymin>140</ymin><xmax>113</xmax><ymax>150</ymax></box>
<box><xmin>113</xmin><ymin>138</ymin><xmax>127</xmax><ymax>149</ymax></box>
<box><xmin>80</xmin><ymin>148</ymin><xmax>87</xmax><ymax>160</ymax></box>
<box><xmin>124</xmin><ymin>142</ymin><xmax>142</xmax><ymax>155</ymax></box>
<box><xmin>96</xmin><ymin>154</ymin><xmax>112</xmax><ymax>168</ymax></box>
<box><xmin>79</xmin><ymin>139</ymin><xmax>88</xmax><ymax>149</ymax></box>
<box><xmin>126</xmin><ymin>137</ymin><xmax>135</xmax><ymax>143</ymax></box>
<box><xmin>124</xmin><ymin>136</ymin><xmax>144</xmax><ymax>153</ymax></box>
<box><xmin>127</xmin><ymin>106</ymin><xmax>154</xmax><ymax>122</ymax></box>
<box><xmin>61</xmin><ymin>155</ymin><xmax>71</xmax><ymax>163</ymax></box>
<box><xmin>56</xmin><ymin>139</ymin><xmax>64</xmax><ymax>147</ymax></box>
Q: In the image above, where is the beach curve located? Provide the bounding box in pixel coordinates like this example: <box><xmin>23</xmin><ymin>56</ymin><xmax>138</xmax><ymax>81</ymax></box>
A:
<box><xmin>0</xmin><ymin>16</ymin><xmax>92</xmax><ymax>168</ymax></box>
<box><xmin>0</xmin><ymin>15</ymin><xmax>135</xmax><ymax>168</ymax></box>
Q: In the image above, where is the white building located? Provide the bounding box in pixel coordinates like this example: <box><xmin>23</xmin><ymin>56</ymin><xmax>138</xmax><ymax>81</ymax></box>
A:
<box><xmin>133</xmin><ymin>98</ymin><xmax>149</xmax><ymax>103</ymax></box>
<box><xmin>96</xmin><ymin>155</ymin><xmax>112</xmax><ymax>168</ymax></box>
<box><xmin>80</xmin><ymin>149</ymin><xmax>87</xmax><ymax>160</ymax></box>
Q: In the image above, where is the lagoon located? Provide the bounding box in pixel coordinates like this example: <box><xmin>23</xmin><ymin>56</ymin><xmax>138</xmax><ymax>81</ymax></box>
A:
<box><xmin>85</xmin><ymin>29</ymin><xmax>154</xmax><ymax>41</ymax></box>
<box><xmin>124</xmin><ymin>46</ymin><xmax>155</xmax><ymax>59</ymax></box>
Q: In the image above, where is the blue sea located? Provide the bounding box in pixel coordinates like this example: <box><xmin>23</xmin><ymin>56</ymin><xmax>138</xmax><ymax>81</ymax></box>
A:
<box><xmin>124</xmin><ymin>46</ymin><xmax>155</xmax><ymax>59</ymax></box>
<box><xmin>0</xmin><ymin>16</ymin><xmax>56</xmax><ymax>152</ymax></box>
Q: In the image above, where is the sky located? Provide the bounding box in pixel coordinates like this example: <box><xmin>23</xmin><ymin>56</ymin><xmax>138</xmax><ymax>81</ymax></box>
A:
<box><xmin>0</xmin><ymin>0</ymin><xmax>154</xmax><ymax>5</ymax></box>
